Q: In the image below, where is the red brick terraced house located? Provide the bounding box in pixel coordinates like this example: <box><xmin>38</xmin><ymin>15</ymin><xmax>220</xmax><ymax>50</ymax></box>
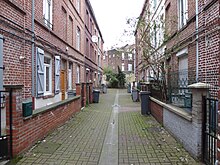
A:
<box><xmin>0</xmin><ymin>0</ymin><xmax>104</xmax><ymax>158</ymax></box>
<box><xmin>135</xmin><ymin>0</ymin><xmax>219</xmax><ymax>163</ymax></box>
<box><xmin>107</xmin><ymin>44</ymin><xmax>135</xmax><ymax>85</ymax></box>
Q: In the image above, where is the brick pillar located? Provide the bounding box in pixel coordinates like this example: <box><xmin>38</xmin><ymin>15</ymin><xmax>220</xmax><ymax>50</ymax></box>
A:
<box><xmin>188</xmin><ymin>82</ymin><xmax>208</xmax><ymax>159</ymax></box>
<box><xmin>76</xmin><ymin>83</ymin><xmax>81</xmax><ymax>96</ymax></box>
<box><xmin>89</xmin><ymin>82</ymin><xmax>93</xmax><ymax>104</ymax></box>
<box><xmin>4</xmin><ymin>85</ymin><xmax>24</xmax><ymax>156</ymax></box>
<box><xmin>81</xmin><ymin>83</ymin><xmax>86</xmax><ymax>107</ymax></box>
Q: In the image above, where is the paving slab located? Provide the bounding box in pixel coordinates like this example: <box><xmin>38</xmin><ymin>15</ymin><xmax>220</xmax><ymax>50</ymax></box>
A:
<box><xmin>10</xmin><ymin>89</ymin><xmax>201</xmax><ymax>165</ymax></box>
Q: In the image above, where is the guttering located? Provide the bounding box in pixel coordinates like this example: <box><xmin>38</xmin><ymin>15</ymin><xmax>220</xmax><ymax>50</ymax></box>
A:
<box><xmin>31</xmin><ymin>0</ymin><xmax>35</xmax><ymax>97</ymax></box>
<box><xmin>195</xmin><ymin>0</ymin><xmax>199</xmax><ymax>81</ymax></box>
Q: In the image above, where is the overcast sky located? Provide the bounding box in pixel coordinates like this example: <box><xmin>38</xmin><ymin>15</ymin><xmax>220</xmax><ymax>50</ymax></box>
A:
<box><xmin>90</xmin><ymin>0</ymin><xmax>145</xmax><ymax>50</ymax></box>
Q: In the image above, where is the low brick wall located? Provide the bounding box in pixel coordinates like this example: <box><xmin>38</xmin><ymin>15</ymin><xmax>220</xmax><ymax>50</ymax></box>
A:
<box><xmin>150</xmin><ymin>99</ymin><xmax>163</xmax><ymax>124</ymax></box>
<box><xmin>6</xmin><ymin>87</ymin><xmax>81</xmax><ymax>156</ymax></box>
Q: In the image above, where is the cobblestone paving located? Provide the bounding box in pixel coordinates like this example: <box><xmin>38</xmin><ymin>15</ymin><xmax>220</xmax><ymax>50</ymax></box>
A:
<box><xmin>15</xmin><ymin>89</ymin><xmax>201</xmax><ymax>165</ymax></box>
<box><xmin>118</xmin><ymin>90</ymin><xmax>200</xmax><ymax>165</ymax></box>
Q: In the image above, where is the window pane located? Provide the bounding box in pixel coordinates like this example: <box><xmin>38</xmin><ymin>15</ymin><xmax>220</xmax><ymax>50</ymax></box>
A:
<box><xmin>46</xmin><ymin>66</ymin><xmax>50</xmax><ymax>91</ymax></box>
<box><xmin>44</xmin><ymin>57</ymin><xmax>50</xmax><ymax>64</ymax></box>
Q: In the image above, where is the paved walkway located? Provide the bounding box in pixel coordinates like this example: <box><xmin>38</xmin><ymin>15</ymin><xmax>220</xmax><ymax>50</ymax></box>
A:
<box><xmin>15</xmin><ymin>89</ymin><xmax>200</xmax><ymax>165</ymax></box>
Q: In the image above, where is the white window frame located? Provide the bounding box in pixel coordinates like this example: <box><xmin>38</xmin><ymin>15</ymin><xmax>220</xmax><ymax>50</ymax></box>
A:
<box><xmin>44</xmin><ymin>55</ymin><xmax>52</xmax><ymax>95</ymax></box>
<box><xmin>76</xmin><ymin>26</ymin><xmax>81</xmax><ymax>51</ymax></box>
<box><xmin>68</xmin><ymin>63</ymin><xmax>73</xmax><ymax>90</ymax></box>
<box><xmin>122</xmin><ymin>63</ymin><xmax>125</xmax><ymax>71</ymax></box>
<box><xmin>179</xmin><ymin>0</ymin><xmax>188</xmax><ymax>28</ymax></box>
<box><xmin>43</xmin><ymin>0</ymin><xmax>53</xmax><ymax>29</ymax></box>
<box><xmin>76</xmin><ymin>65</ymin><xmax>80</xmax><ymax>83</ymax></box>
<box><xmin>128</xmin><ymin>53</ymin><xmax>132</xmax><ymax>60</ymax></box>
<box><xmin>122</xmin><ymin>53</ymin><xmax>124</xmax><ymax>60</ymax></box>
<box><xmin>128</xmin><ymin>64</ymin><xmax>132</xmax><ymax>71</ymax></box>
<box><xmin>76</xmin><ymin>0</ymin><xmax>80</xmax><ymax>13</ymax></box>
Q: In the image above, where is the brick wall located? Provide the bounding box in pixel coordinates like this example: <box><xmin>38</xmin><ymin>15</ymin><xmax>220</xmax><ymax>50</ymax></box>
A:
<box><xmin>5</xmin><ymin>86</ymin><xmax>81</xmax><ymax>156</ymax></box>
<box><xmin>150</xmin><ymin>100</ymin><xmax>163</xmax><ymax>124</ymax></box>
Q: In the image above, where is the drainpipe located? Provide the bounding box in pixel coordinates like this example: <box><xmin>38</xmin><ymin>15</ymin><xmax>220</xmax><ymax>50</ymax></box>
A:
<box><xmin>31</xmin><ymin>0</ymin><xmax>35</xmax><ymax>98</ymax></box>
<box><xmin>195</xmin><ymin>0</ymin><xmax>199</xmax><ymax>82</ymax></box>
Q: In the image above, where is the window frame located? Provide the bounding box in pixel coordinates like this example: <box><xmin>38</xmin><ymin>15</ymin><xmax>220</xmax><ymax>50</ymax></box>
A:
<box><xmin>178</xmin><ymin>0</ymin><xmax>188</xmax><ymax>28</ymax></box>
<box><xmin>76</xmin><ymin>65</ymin><xmax>80</xmax><ymax>83</ymax></box>
<box><xmin>122</xmin><ymin>63</ymin><xmax>125</xmax><ymax>71</ymax></box>
<box><xmin>76</xmin><ymin>0</ymin><xmax>80</xmax><ymax>13</ymax></box>
<box><xmin>128</xmin><ymin>64</ymin><xmax>133</xmax><ymax>72</ymax></box>
<box><xmin>43</xmin><ymin>0</ymin><xmax>53</xmax><ymax>29</ymax></box>
<box><xmin>44</xmin><ymin>55</ymin><xmax>52</xmax><ymax>95</ymax></box>
<box><xmin>76</xmin><ymin>26</ymin><xmax>81</xmax><ymax>51</ymax></box>
<box><xmin>68</xmin><ymin>63</ymin><xmax>73</xmax><ymax>90</ymax></box>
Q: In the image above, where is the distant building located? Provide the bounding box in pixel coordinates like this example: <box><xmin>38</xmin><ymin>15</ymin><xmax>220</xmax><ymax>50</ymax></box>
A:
<box><xmin>107</xmin><ymin>44</ymin><xmax>135</xmax><ymax>83</ymax></box>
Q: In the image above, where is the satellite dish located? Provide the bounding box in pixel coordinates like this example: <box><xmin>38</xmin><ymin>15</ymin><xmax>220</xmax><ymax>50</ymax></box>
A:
<box><xmin>92</xmin><ymin>35</ymin><xmax>98</xmax><ymax>43</ymax></box>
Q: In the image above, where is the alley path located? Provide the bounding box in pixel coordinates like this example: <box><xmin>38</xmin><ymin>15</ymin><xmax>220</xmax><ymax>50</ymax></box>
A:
<box><xmin>16</xmin><ymin>89</ymin><xmax>200</xmax><ymax>165</ymax></box>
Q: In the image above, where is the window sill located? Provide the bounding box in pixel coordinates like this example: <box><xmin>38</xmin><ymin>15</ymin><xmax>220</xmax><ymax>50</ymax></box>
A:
<box><xmin>43</xmin><ymin>93</ymin><xmax>54</xmax><ymax>99</ymax></box>
<box><xmin>150</xmin><ymin>96</ymin><xmax>192</xmax><ymax>121</ymax></box>
<box><xmin>32</xmin><ymin>95</ymin><xmax>80</xmax><ymax>117</ymax></box>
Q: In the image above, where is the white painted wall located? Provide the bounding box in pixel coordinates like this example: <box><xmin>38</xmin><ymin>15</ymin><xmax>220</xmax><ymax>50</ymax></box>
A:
<box><xmin>35</xmin><ymin>93</ymin><xmax>62</xmax><ymax>109</ymax></box>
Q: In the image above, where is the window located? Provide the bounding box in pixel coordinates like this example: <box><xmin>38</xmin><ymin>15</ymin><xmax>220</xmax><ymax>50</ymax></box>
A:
<box><xmin>128</xmin><ymin>64</ymin><xmax>132</xmax><ymax>71</ymax></box>
<box><xmin>76</xmin><ymin>65</ymin><xmax>80</xmax><ymax>83</ymax></box>
<box><xmin>122</xmin><ymin>63</ymin><xmax>125</xmax><ymax>71</ymax></box>
<box><xmin>90</xmin><ymin>18</ymin><xmax>93</xmax><ymax>33</ymax></box>
<box><xmin>76</xmin><ymin>26</ymin><xmax>81</xmax><ymax>51</ymax></box>
<box><xmin>128</xmin><ymin>54</ymin><xmax>132</xmax><ymax>60</ymax></box>
<box><xmin>69</xmin><ymin>16</ymin><xmax>73</xmax><ymax>45</ymax></box>
<box><xmin>44</xmin><ymin>56</ymin><xmax>52</xmax><ymax>95</ymax></box>
<box><xmin>154</xmin><ymin>0</ymin><xmax>157</xmax><ymax>9</ymax></box>
<box><xmin>86</xmin><ymin>38</ymin><xmax>89</xmax><ymax>56</ymax></box>
<box><xmin>68</xmin><ymin>63</ymin><xmax>73</xmax><ymax>90</ymax></box>
<box><xmin>177</xmin><ymin>48</ymin><xmax>188</xmax><ymax>89</ymax></box>
<box><xmin>86</xmin><ymin>10</ymin><xmax>89</xmax><ymax>27</ymax></box>
<box><xmin>76</xmin><ymin>0</ymin><xmax>80</xmax><ymax>13</ymax></box>
<box><xmin>179</xmin><ymin>0</ymin><xmax>188</xmax><ymax>28</ymax></box>
<box><xmin>54</xmin><ymin>56</ymin><xmax>60</xmax><ymax>94</ymax></box>
<box><xmin>98</xmin><ymin>52</ymin><xmax>100</xmax><ymax>66</ymax></box>
<box><xmin>43</xmin><ymin>0</ymin><xmax>53</xmax><ymax>29</ymax></box>
<box><xmin>122</xmin><ymin>53</ymin><xmax>124</xmax><ymax>60</ymax></box>
<box><xmin>62</xmin><ymin>6</ymin><xmax>67</xmax><ymax>41</ymax></box>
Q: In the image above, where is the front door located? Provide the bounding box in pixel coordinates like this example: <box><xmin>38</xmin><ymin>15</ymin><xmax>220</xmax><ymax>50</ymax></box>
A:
<box><xmin>61</xmin><ymin>70</ymin><xmax>66</xmax><ymax>100</ymax></box>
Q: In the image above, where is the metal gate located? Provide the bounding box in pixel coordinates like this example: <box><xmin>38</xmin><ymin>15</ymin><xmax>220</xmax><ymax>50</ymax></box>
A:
<box><xmin>0</xmin><ymin>89</ymin><xmax>13</xmax><ymax>160</ymax></box>
<box><xmin>203</xmin><ymin>97</ymin><xmax>218</xmax><ymax>165</ymax></box>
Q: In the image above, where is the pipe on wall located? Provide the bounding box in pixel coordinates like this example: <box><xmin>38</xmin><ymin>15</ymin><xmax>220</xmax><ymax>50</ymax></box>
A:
<box><xmin>195</xmin><ymin>0</ymin><xmax>199</xmax><ymax>81</ymax></box>
<box><xmin>31</xmin><ymin>0</ymin><xmax>35</xmax><ymax>97</ymax></box>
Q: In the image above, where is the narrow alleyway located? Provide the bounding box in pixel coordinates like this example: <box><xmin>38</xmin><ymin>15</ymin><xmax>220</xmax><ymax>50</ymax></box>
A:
<box><xmin>15</xmin><ymin>89</ymin><xmax>200</xmax><ymax>165</ymax></box>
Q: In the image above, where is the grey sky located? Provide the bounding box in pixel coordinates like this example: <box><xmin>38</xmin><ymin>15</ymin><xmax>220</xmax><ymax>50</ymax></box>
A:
<box><xmin>90</xmin><ymin>0</ymin><xmax>145</xmax><ymax>50</ymax></box>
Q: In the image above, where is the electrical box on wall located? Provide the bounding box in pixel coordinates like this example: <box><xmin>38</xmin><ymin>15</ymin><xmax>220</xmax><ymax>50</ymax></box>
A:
<box><xmin>22</xmin><ymin>100</ymin><xmax>33</xmax><ymax>117</ymax></box>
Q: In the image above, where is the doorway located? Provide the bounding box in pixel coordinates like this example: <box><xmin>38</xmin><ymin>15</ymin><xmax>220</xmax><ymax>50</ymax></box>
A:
<box><xmin>61</xmin><ymin>70</ymin><xmax>66</xmax><ymax>100</ymax></box>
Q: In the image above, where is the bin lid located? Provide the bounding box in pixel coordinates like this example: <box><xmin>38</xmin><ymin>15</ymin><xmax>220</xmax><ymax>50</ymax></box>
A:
<box><xmin>93</xmin><ymin>89</ymin><xmax>100</xmax><ymax>93</ymax></box>
<box><xmin>140</xmin><ymin>91</ymin><xmax>150</xmax><ymax>94</ymax></box>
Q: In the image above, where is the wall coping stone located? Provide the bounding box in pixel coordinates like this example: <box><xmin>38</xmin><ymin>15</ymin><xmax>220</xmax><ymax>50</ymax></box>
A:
<box><xmin>188</xmin><ymin>82</ymin><xmax>209</xmax><ymax>89</ymax></box>
<box><xmin>4</xmin><ymin>84</ymin><xmax>24</xmax><ymax>89</ymax></box>
<box><xmin>32</xmin><ymin>96</ymin><xmax>80</xmax><ymax>117</ymax></box>
<box><xmin>150</xmin><ymin>96</ymin><xmax>192</xmax><ymax>121</ymax></box>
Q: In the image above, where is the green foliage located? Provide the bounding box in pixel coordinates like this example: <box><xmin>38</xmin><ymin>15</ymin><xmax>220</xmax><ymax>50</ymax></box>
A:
<box><xmin>117</xmin><ymin>66</ymin><xmax>126</xmax><ymax>88</ymax></box>
<box><xmin>103</xmin><ymin>67</ymin><xmax>126</xmax><ymax>88</ymax></box>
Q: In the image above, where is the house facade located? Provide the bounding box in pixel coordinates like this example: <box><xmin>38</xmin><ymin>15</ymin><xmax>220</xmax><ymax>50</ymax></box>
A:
<box><xmin>0</xmin><ymin>0</ymin><xmax>104</xmax><ymax>156</ymax></box>
<box><xmin>107</xmin><ymin>44</ymin><xmax>135</xmax><ymax>84</ymax></box>
<box><xmin>135</xmin><ymin>0</ymin><xmax>219</xmax><ymax>162</ymax></box>
<box><xmin>0</xmin><ymin>0</ymin><xmax>104</xmax><ymax>109</ymax></box>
